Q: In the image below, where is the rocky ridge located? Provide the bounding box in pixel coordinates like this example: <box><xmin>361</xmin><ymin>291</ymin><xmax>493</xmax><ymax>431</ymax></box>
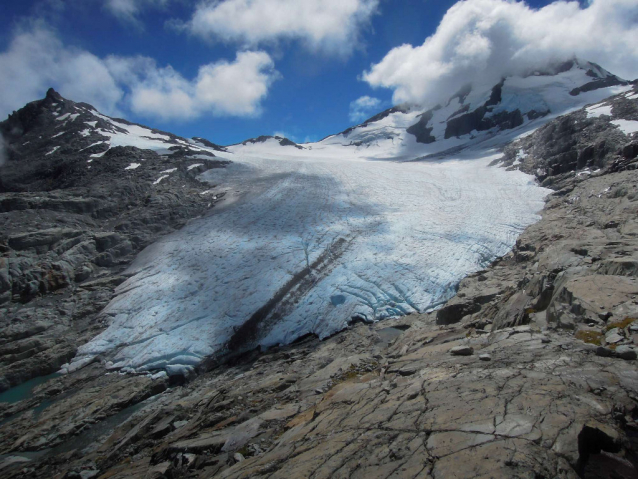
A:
<box><xmin>0</xmin><ymin>89</ymin><xmax>229</xmax><ymax>394</ymax></box>
<box><xmin>0</xmin><ymin>85</ymin><xmax>637</xmax><ymax>478</ymax></box>
<box><xmin>320</xmin><ymin>59</ymin><xmax>631</xmax><ymax>159</ymax></box>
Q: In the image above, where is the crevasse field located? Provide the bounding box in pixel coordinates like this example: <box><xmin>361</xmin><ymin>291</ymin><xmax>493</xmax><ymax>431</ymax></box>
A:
<box><xmin>75</xmin><ymin>145</ymin><xmax>549</xmax><ymax>374</ymax></box>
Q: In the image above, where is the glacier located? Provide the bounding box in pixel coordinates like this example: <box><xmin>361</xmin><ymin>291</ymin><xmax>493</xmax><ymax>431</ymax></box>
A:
<box><xmin>69</xmin><ymin>59</ymin><xmax>632</xmax><ymax>375</ymax></box>
<box><xmin>73</xmin><ymin>144</ymin><xmax>549</xmax><ymax>374</ymax></box>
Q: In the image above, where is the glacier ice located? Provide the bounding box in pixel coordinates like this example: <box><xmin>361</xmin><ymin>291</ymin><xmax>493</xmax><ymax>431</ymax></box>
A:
<box><xmin>74</xmin><ymin>146</ymin><xmax>550</xmax><ymax>373</ymax></box>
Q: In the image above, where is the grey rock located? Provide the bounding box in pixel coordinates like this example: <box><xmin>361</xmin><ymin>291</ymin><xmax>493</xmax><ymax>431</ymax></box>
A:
<box><xmin>616</xmin><ymin>345</ymin><xmax>637</xmax><ymax>360</ymax></box>
<box><xmin>605</xmin><ymin>328</ymin><xmax>624</xmax><ymax>344</ymax></box>
<box><xmin>436</xmin><ymin>299</ymin><xmax>481</xmax><ymax>325</ymax></box>
<box><xmin>450</xmin><ymin>345</ymin><xmax>474</xmax><ymax>356</ymax></box>
<box><xmin>596</xmin><ymin>346</ymin><xmax>615</xmax><ymax>357</ymax></box>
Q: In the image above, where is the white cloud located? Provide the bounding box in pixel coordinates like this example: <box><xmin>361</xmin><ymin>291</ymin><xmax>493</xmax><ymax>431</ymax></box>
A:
<box><xmin>0</xmin><ymin>23</ymin><xmax>279</xmax><ymax>122</ymax></box>
<box><xmin>363</xmin><ymin>0</ymin><xmax>638</xmax><ymax>107</ymax></box>
<box><xmin>273</xmin><ymin>131</ymin><xmax>296</xmax><ymax>140</ymax></box>
<box><xmin>104</xmin><ymin>0</ymin><xmax>169</xmax><ymax>24</ymax></box>
<box><xmin>116</xmin><ymin>51</ymin><xmax>279</xmax><ymax>120</ymax></box>
<box><xmin>188</xmin><ymin>0</ymin><xmax>379</xmax><ymax>56</ymax></box>
<box><xmin>348</xmin><ymin>95</ymin><xmax>382</xmax><ymax>123</ymax></box>
<box><xmin>0</xmin><ymin>23</ymin><xmax>124</xmax><ymax>117</ymax></box>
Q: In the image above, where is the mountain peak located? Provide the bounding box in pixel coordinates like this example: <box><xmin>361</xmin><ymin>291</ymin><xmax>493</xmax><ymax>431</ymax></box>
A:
<box><xmin>45</xmin><ymin>88</ymin><xmax>63</xmax><ymax>102</ymax></box>
<box><xmin>319</xmin><ymin>59</ymin><xmax>632</xmax><ymax>160</ymax></box>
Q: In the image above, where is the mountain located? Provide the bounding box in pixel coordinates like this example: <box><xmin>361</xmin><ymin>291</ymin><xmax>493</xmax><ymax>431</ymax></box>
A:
<box><xmin>238</xmin><ymin>135</ymin><xmax>305</xmax><ymax>149</ymax></box>
<box><xmin>0</xmin><ymin>89</ymin><xmax>229</xmax><ymax>393</ymax></box>
<box><xmin>314</xmin><ymin>59</ymin><xmax>631</xmax><ymax>160</ymax></box>
<box><xmin>1</xmin><ymin>65</ymin><xmax>638</xmax><ymax>479</ymax></box>
<box><xmin>0</xmin><ymin>88</ymin><xmax>225</xmax><ymax>192</ymax></box>
<box><xmin>64</xmin><ymin>63</ymin><xmax>636</xmax><ymax>381</ymax></box>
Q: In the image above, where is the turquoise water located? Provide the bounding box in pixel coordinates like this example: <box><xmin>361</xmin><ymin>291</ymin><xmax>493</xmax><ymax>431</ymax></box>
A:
<box><xmin>0</xmin><ymin>373</ymin><xmax>62</xmax><ymax>404</ymax></box>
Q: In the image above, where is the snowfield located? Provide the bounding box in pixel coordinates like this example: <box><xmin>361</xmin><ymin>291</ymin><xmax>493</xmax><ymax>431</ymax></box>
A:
<box><xmin>74</xmin><ymin>145</ymin><xmax>549</xmax><ymax>374</ymax></box>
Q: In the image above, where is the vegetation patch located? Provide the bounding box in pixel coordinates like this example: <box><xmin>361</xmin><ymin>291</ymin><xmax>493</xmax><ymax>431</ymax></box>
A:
<box><xmin>575</xmin><ymin>330</ymin><xmax>603</xmax><ymax>346</ymax></box>
<box><xmin>605</xmin><ymin>317</ymin><xmax>637</xmax><ymax>331</ymax></box>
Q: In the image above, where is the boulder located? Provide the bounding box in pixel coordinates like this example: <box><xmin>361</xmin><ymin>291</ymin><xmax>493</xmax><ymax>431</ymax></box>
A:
<box><xmin>615</xmin><ymin>345</ymin><xmax>637</xmax><ymax>360</ymax></box>
<box><xmin>450</xmin><ymin>345</ymin><xmax>474</xmax><ymax>356</ymax></box>
<box><xmin>436</xmin><ymin>299</ymin><xmax>481</xmax><ymax>325</ymax></box>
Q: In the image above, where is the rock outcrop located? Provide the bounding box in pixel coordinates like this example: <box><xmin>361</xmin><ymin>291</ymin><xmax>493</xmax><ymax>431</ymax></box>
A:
<box><xmin>0</xmin><ymin>90</ymin><xmax>229</xmax><ymax>393</ymax></box>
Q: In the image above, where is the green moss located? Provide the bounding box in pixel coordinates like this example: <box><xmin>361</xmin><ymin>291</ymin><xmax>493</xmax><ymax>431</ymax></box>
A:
<box><xmin>605</xmin><ymin>317</ymin><xmax>637</xmax><ymax>331</ymax></box>
<box><xmin>575</xmin><ymin>330</ymin><xmax>603</xmax><ymax>346</ymax></box>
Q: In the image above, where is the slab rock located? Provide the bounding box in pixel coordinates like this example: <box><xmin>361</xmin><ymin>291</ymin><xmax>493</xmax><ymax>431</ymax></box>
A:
<box><xmin>548</xmin><ymin>275</ymin><xmax>638</xmax><ymax>329</ymax></box>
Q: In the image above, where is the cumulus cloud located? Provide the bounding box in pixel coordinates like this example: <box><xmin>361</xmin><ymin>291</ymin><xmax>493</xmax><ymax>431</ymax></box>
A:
<box><xmin>0</xmin><ymin>23</ymin><xmax>279</xmax><ymax>122</ymax></box>
<box><xmin>109</xmin><ymin>51</ymin><xmax>279</xmax><ymax>120</ymax></box>
<box><xmin>349</xmin><ymin>96</ymin><xmax>382</xmax><ymax>123</ymax></box>
<box><xmin>363</xmin><ymin>0</ymin><xmax>638</xmax><ymax>107</ymax></box>
<box><xmin>187</xmin><ymin>0</ymin><xmax>379</xmax><ymax>56</ymax></box>
<box><xmin>0</xmin><ymin>23</ymin><xmax>124</xmax><ymax>117</ymax></box>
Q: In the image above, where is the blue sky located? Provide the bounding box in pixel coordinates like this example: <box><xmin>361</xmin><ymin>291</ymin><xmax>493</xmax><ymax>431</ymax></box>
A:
<box><xmin>0</xmin><ymin>0</ymin><xmax>633</xmax><ymax>145</ymax></box>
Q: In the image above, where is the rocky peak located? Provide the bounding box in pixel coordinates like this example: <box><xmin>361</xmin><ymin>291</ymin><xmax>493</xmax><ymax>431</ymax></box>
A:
<box><xmin>45</xmin><ymin>87</ymin><xmax>63</xmax><ymax>102</ymax></box>
<box><xmin>239</xmin><ymin>135</ymin><xmax>304</xmax><ymax>149</ymax></box>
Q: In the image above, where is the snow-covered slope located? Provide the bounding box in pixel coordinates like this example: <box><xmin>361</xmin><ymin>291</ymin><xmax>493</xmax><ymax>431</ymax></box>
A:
<box><xmin>311</xmin><ymin>59</ymin><xmax>631</xmax><ymax>161</ymax></box>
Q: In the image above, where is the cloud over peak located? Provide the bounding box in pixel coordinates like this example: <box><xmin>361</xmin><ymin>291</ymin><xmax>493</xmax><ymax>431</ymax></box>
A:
<box><xmin>116</xmin><ymin>51</ymin><xmax>279</xmax><ymax>120</ymax></box>
<box><xmin>363</xmin><ymin>0</ymin><xmax>638</xmax><ymax>107</ymax></box>
<box><xmin>187</xmin><ymin>0</ymin><xmax>379</xmax><ymax>56</ymax></box>
<box><xmin>349</xmin><ymin>96</ymin><xmax>382</xmax><ymax>123</ymax></box>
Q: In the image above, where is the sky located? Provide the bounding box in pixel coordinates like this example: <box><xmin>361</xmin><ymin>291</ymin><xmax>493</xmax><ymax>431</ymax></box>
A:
<box><xmin>0</xmin><ymin>0</ymin><xmax>637</xmax><ymax>145</ymax></box>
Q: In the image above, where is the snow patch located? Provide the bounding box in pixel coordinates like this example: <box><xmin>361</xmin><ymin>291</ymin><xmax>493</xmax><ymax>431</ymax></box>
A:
<box><xmin>187</xmin><ymin>164</ymin><xmax>204</xmax><ymax>171</ymax></box>
<box><xmin>512</xmin><ymin>149</ymin><xmax>528</xmax><ymax>166</ymax></box>
<box><xmin>160</xmin><ymin>168</ymin><xmax>177</xmax><ymax>174</ymax></box>
<box><xmin>611</xmin><ymin>120</ymin><xmax>638</xmax><ymax>135</ymax></box>
<box><xmin>125</xmin><ymin>163</ymin><xmax>141</xmax><ymax>170</ymax></box>
<box><xmin>586</xmin><ymin>103</ymin><xmax>612</xmax><ymax>118</ymax></box>
<box><xmin>45</xmin><ymin>146</ymin><xmax>59</xmax><ymax>155</ymax></box>
<box><xmin>153</xmin><ymin>175</ymin><xmax>169</xmax><ymax>185</ymax></box>
<box><xmin>81</xmin><ymin>141</ymin><xmax>106</xmax><ymax>151</ymax></box>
